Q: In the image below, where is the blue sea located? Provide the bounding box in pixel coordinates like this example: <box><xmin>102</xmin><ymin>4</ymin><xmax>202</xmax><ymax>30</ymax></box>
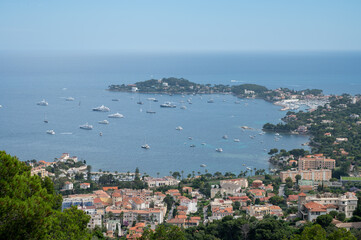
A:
<box><xmin>0</xmin><ymin>51</ymin><xmax>360</xmax><ymax>176</ymax></box>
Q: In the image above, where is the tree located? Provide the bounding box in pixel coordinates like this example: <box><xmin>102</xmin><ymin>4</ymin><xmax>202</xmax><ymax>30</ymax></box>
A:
<box><xmin>291</xmin><ymin>224</ymin><xmax>327</xmax><ymax>240</ymax></box>
<box><xmin>268</xmin><ymin>148</ymin><xmax>278</xmax><ymax>155</ymax></box>
<box><xmin>295</xmin><ymin>174</ymin><xmax>301</xmax><ymax>183</ymax></box>
<box><xmin>337</xmin><ymin>212</ymin><xmax>346</xmax><ymax>222</ymax></box>
<box><xmin>316</xmin><ymin>214</ymin><xmax>333</xmax><ymax>228</ymax></box>
<box><xmin>0</xmin><ymin>151</ymin><xmax>91</xmax><ymax>240</ymax></box>
<box><xmin>285</xmin><ymin>177</ymin><xmax>293</xmax><ymax>188</ymax></box>
<box><xmin>269</xmin><ymin>196</ymin><xmax>284</xmax><ymax>206</ymax></box>
<box><xmin>140</xmin><ymin>225</ymin><xmax>186</xmax><ymax>240</ymax></box>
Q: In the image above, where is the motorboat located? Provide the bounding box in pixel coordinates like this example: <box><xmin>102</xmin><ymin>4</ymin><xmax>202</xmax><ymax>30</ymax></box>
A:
<box><xmin>201</xmin><ymin>142</ymin><xmax>206</xmax><ymax>145</ymax></box>
<box><xmin>108</xmin><ymin>113</ymin><xmax>124</xmax><ymax>118</ymax></box>
<box><xmin>180</xmin><ymin>106</ymin><xmax>187</xmax><ymax>110</ymax></box>
<box><xmin>160</xmin><ymin>102</ymin><xmax>176</xmax><ymax>108</ymax></box>
<box><xmin>146</xmin><ymin>110</ymin><xmax>156</xmax><ymax>114</ymax></box>
<box><xmin>190</xmin><ymin>144</ymin><xmax>196</xmax><ymax>147</ymax></box>
<box><xmin>246</xmin><ymin>167</ymin><xmax>251</xmax><ymax>170</ymax></box>
<box><xmin>215</xmin><ymin>148</ymin><xmax>223</xmax><ymax>152</ymax></box>
<box><xmin>79</xmin><ymin>123</ymin><xmax>93</xmax><ymax>130</ymax></box>
<box><xmin>99</xmin><ymin>132</ymin><xmax>103</xmax><ymax>136</ymax></box>
<box><xmin>176</xmin><ymin>126</ymin><xmax>183</xmax><ymax>131</ymax></box>
<box><xmin>188</xmin><ymin>137</ymin><xmax>192</xmax><ymax>140</ymax></box>
<box><xmin>137</xmin><ymin>101</ymin><xmax>144</xmax><ymax>105</ymax></box>
<box><xmin>66</xmin><ymin>97</ymin><xmax>75</xmax><ymax>101</ymax></box>
<box><xmin>112</xmin><ymin>99</ymin><xmax>119</xmax><ymax>101</ymax></box>
<box><xmin>234</xmin><ymin>138</ymin><xmax>240</xmax><ymax>142</ymax></box>
<box><xmin>207</xmin><ymin>99</ymin><xmax>214</xmax><ymax>103</ymax></box>
<box><xmin>222</xmin><ymin>135</ymin><xmax>228</xmax><ymax>139</ymax></box>
<box><xmin>37</xmin><ymin>99</ymin><xmax>48</xmax><ymax>106</ymax></box>
<box><xmin>200</xmin><ymin>164</ymin><xmax>207</xmax><ymax>167</ymax></box>
<box><xmin>46</xmin><ymin>130</ymin><xmax>55</xmax><ymax>135</ymax></box>
<box><xmin>98</xmin><ymin>120</ymin><xmax>109</xmax><ymax>124</ymax></box>
<box><xmin>141</xmin><ymin>144</ymin><xmax>150</xmax><ymax>149</ymax></box>
<box><xmin>92</xmin><ymin>105</ymin><xmax>110</xmax><ymax>112</ymax></box>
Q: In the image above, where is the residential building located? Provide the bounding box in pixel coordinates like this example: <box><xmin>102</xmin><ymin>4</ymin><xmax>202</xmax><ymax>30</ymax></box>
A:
<box><xmin>247</xmin><ymin>204</ymin><xmax>283</xmax><ymax>220</ymax></box>
<box><xmin>298</xmin><ymin>192</ymin><xmax>358</xmax><ymax>221</ymax></box>
<box><xmin>144</xmin><ymin>176</ymin><xmax>180</xmax><ymax>188</ymax></box>
<box><xmin>211</xmin><ymin>178</ymin><xmax>248</xmax><ymax>198</ymax></box>
<box><xmin>280</xmin><ymin>169</ymin><xmax>332</xmax><ymax>182</ymax></box>
<box><xmin>298</xmin><ymin>154</ymin><xmax>335</xmax><ymax>170</ymax></box>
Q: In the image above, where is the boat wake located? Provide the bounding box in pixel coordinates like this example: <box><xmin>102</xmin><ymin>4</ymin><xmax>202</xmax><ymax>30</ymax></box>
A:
<box><xmin>60</xmin><ymin>132</ymin><xmax>73</xmax><ymax>135</ymax></box>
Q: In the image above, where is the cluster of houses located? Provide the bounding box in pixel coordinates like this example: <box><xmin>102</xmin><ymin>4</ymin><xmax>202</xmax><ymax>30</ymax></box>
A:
<box><xmin>29</xmin><ymin>151</ymin><xmax>361</xmax><ymax>238</ymax></box>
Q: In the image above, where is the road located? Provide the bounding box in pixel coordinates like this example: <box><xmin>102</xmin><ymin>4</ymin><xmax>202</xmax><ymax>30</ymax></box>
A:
<box><xmin>167</xmin><ymin>203</ymin><xmax>175</xmax><ymax>220</ymax></box>
<box><xmin>279</xmin><ymin>184</ymin><xmax>285</xmax><ymax>198</ymax></box>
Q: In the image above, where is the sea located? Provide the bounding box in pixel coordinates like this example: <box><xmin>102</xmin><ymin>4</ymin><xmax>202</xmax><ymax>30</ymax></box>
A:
<box><xmin>0</xmin><ymin>51</ymin><xmax>360</xmax><ymax>176</ymax></box>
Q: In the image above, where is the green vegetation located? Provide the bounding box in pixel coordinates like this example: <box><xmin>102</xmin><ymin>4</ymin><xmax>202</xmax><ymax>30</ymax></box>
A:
<box><xmin>0</xmin><ymin>151</ymin><xmax>91</xmax><ymax>240</ymax></box>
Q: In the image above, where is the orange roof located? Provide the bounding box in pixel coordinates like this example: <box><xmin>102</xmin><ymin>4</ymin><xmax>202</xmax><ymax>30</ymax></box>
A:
<box><xmin>287</xmin><ymin>195</ymin><xmax>299</xmax><ymax>202</ymax></box>
<box><xmin>80</xmin><ymin>183</ymin><xmax>91</xmax><ymax>186</ymax></box>
<box><xmin>112</xmin><ymin>192</ymin><xmax>121</xmax><ymax>197</ymax></box>
<box><xmin>304</xmin><ymin>202</ymin><xmax>327</xmax><ymax>212</ymax></box>
<box><xmin>103</xmin><ymin>186</ymin><xmax>118</xmax><ymax>191</ymax></box>
<box><xmin>176</xmin><ymin>214</ymin><xmax>187</xmax><ymax>219</ymax></box>
<box><xmin>299</xmin><ymin>192</ymin><xmax>307</xmax><ymax>197</ymax></box>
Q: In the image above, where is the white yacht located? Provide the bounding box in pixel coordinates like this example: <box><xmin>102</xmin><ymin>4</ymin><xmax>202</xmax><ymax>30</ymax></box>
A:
<box><xmin>108</xmin><ymin>113</ymin><xmax>124</xmax><ymax>118</ymax></box>
<box><xmin>234</xmin><ymin>138</ymin><xmax>240</xmax><ymax>142</ymax></box>
<box><xmin>200</xmin><ymin>164</ymin><xmax>207</xmax><ymax>167</ymax></box>
<box><xmin>37</xmin><ymin>99</ymin><xmax>48</xmax><ymax>106</ymax></box>
<box><xmin>180</xmin><ymin>106</ymin><xmax>187</xmax><ymax>110</ymax></box>
<box><xmin>222</xmin><ymin>135</ymin><xmax>228</xmax><ymax>139</ymax></box>
<box><xmin>141</xmin><ymin>144</ymin><xmax>150</xmax><ymax>149</ymax></box>
<box><xmin>98</xmin><ymin>120</ymin><xmax>109</xmax><ymax>124</ymax></box>
<box><xmin>275</xmin><ymin>133</ymin><xmax>280</xmax><ymax>136</ymax></box>
<box><xmin>176</xmin><ymin>126</ymin><xmax>183</xmax><ymax>131</ymax></box>
<box><xmin>66</xmin><ymin>97</ymin><xmax>75</xmax><ymax>101</ymax></box>
<box><xmin>46</xmin><ymin>130</ymin><xmax>55</xmax><ymax>135</ymax></box>
<box><xmin>215</xmin><ymin>148</ymin><xmax>223</xmax><ymax>152</ymax></box>
<box><xmin>160</xmin><ymin>102</ymin><xmax>176</xmax><ymax>108</ymax></box>
<box><xmin>92</xmin><ymin>105</ymin><xmax>110</xmax><ymax>112</ymax></box>
<box><xmin>0</xmin><ymin>105</ymin><xmax>2</xmax><ymax>108</ymax></box>
<box><xmin>79</xmin><ymin>123</ymin><xmax>93</xmax><ymax>130</ymax></box>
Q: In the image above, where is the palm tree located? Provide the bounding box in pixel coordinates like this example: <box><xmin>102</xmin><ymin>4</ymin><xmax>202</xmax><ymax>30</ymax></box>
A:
<box><xmin>181</xmin><ymin>170</ymin><xmax>184</xmax><ymax>179</ymax></box>
<box><xmin>169</xmin><ymin>171</ymin><xmax>172</xmax><ymax>177</ymax></box>
<box><xmin>157</xmin><ymin>172</ymin><xmax>160</xmax><ymax>178</ymax></box>
<box><xmin>192</xmin><ymin>171</ymin><xmax>195</xmax><ymax>178</ymax></box>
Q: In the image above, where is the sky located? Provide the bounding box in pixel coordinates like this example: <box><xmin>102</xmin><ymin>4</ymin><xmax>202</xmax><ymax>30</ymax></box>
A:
<box><xmin>0</xmin><ymin>0</ymin><xmax>361</xmax><ymax>52</ymax></box>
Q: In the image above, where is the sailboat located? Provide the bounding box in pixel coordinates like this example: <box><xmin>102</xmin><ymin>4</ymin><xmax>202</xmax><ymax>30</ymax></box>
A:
<box><xmin>137</xmin><ymin>93</ymin><xmax>143</xmax><ymax>105</ymax></box>
<box><xmin>146</xmin><ymin>101</ymin><xmax>156</xmax><ymax>114</ymax></box>
<box><xmin>141</xmin><ymin>137</ymin><xmax>150</xmax><ymax>149</ymax></box>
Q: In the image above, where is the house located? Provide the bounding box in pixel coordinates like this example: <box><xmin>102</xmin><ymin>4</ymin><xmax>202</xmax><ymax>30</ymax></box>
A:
<box><xmin>211</xmin><ymin>178</ymin><xmax>248</xmax><ymax>198</ymax></box>
<box><xmin>252</xmin><ymin>180</ymin><xmax>263</xmax><ymax>188</ymax></box>
<box><xmin>80</xmin><ymin>183</ymin><xmax>91</xmax><ymax>189</ymax></box>
<box><xmin>63</xmin><ymin>181</ymin><xmax>73</xmax><ymax>190</ymax></box>
<box><xmin>247</xmin><ymin>204</ymin><xmax>283</xmax><ymax>220</ymax></box>
<box><xmin>298</xmin><ymin>192</ymin><xmax>358</xmax><ymax>221</ymax></box>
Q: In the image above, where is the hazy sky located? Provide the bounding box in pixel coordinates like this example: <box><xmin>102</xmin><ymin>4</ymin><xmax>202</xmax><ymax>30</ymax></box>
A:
<box><xmin>1</xmin><ymin>0</ymin><xmax>361</xmax><ymax>52</ymax></box>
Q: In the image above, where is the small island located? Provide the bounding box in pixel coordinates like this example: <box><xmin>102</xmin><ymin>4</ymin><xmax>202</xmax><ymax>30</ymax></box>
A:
<box><xmin>109</xmin><ymin>77</ymin><xmax>324</xmax><ymax>103</ymax></box>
